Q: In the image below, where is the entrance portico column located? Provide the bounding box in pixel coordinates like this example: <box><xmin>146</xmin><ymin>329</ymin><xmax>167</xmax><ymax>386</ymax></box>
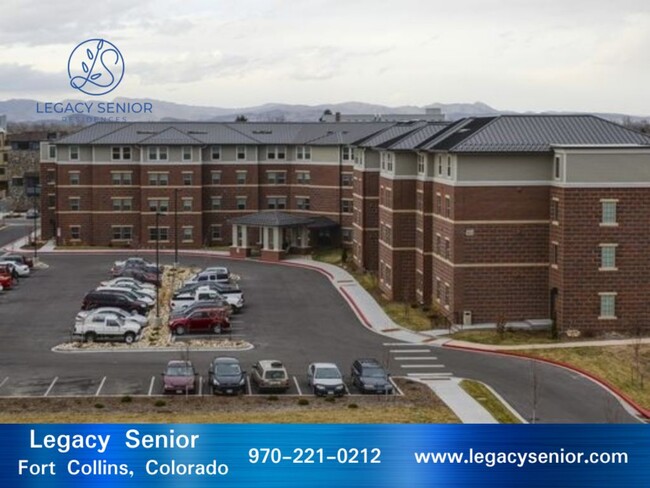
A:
<box><xmin>300</xmin><ymin>227</ymin><xmax>310</xmax><ymax>248</ymax></box>
<box><xmin>241</xmin><ymin>225</ymin><xmax>248</xmax><ymax>248</ymax></box>
<box><xmin>273</xmin><ymin>227</ymin><xmax>280</xmax><ymax>251</ymax></box>
<box><xmin>232</xmin><ymin>224</ymin><xmax>238</xmax><ymax>247</ymax></box>
<box><xmin>262</xmin><ymin>226</ymin><xmax>270</xmax><ymax>250</ymax></box>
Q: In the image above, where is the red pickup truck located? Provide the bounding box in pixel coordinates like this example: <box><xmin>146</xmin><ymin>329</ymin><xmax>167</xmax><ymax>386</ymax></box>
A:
<box><xmin>0</xmin><ymin>265</ymin><xmax>14</xmax><ymax>290</ymax></box>
<box><xmin>168</xmin><ymin>309</ymin><xmax>231</xmax><ymax>336</ymax></box>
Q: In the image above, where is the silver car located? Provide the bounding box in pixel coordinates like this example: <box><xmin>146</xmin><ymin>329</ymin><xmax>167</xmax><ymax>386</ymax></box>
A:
<box><xmin>75</xmin><ymin>307</ymin><xmax>148</xmax><ymax>328</ymax></box>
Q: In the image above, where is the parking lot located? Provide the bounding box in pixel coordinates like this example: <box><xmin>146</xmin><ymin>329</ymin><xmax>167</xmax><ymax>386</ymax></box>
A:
<box><xmin>0</xmin><ymin>252</ymin><xmax>451</xmax><ymax>398</ymax></box>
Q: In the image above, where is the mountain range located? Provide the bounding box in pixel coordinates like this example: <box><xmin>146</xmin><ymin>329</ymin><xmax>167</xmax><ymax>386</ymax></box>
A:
<box><xmin>0</xmin><ymin>98</ymin><xmax>648</xmax><ymax>125</ymax></box>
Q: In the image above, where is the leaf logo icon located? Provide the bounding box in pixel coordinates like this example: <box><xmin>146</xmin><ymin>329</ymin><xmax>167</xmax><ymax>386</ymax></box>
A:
<box><xmin>67</xmin><ymin>38</ymin><xmax>125</xmax><ymax>96</ymax></box>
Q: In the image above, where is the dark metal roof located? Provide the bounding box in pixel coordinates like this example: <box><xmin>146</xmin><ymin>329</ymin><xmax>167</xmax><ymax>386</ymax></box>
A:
<box><xmin>229</xmin><ymin>211</ymin><xmax>313</xmax><ymax>227</ymax></box>
<box><xmin>356</xmin><ymin>121</ymin><xmax>427</xmax><ymax>148</ymax></box>
<box><xmin>306</xmin><ymin>216</ymin><xmax>339</xmax><ymax>229</ymax></box>
<box><xmin>388</xmin><ymin>122</ymin><xmax>451</xmax><ymax>150</ymax></box>
<box><xmin>424</xmin><ymin>115</ymin><xmax>650</xmax><ymax>153</ymax></box>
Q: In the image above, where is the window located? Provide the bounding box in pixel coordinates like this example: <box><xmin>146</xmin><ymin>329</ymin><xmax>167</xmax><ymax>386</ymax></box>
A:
<box><xmin>436</xmin><ymin>279</ymin><xmax>442</xmax><ymax>301</ymax></box>
<box><xmin>552</xmin><ymin>242</ymin><xmax>559</xmax><ymax>265</ymax></box>
<box><xmin>182</xmin><ymin>172</ymin><xmax>193</xmax><ymax>185</ymax></box>
<box><xmin>236</xmin><ymin>171</ymin><xmax>247</xmax><ymax>184</ymax></box>
<box><xmin>112</xmin><ymin>198</ymin><xmax>133</xmax><ymax>211</ymax></box>
<box><xmin>445</xmin><ymin>196</ymin><xmax>451</xmax><ymax>218</ymax></box>
<box><xmin>211</xmin><ymin>146</ymin><xmax>221</xmax><ymax>160</ymax></box>
<box><xmin>112</xmin><ymin>226</ymin><xmax>133</xmax><ymax>240</ymax></box>
<box><xmin>601</xmin><ymin>201</ymin><xmax>617</xmax><ymax>225</ymax></box>
<box><xmin>600</xmin><ymin>245</ymin><xmax>617</xmax><ymax>270</ymax></box>
<box><xmin>48</xmin><ymin>144</ymin><xmax>57</xmax><ymax>159</ymax></box>
<box><xmin>296</xmin><ymin>197</ymin><xmax>310</xmax><ymax>210</ymax></box>
<box><xmin>148</xmin><ymin>199</ymin><xmax>169</xmax><ymax>212</ymax></box>
<box><xmin>210</xmin><ymin>197</ymin><xmax>222</xmax><ymax>210</ymax></box>
<box><xmin>444</xmin><ymin>238</ymin><xmax>450</xmax><ymax>259</ymax></box>
<box><xmin>267</xmin><ymin>146</ymin><xmax>286</xmax><ymax>160</ymax></box>
<box><xmin>111</xmin><ymin>171</ymin><xmax>132</xmax><ymax>185</ymax></box>
<box><xmin>296</xmin><ymin>146</ymin><xmax>311</xmax><ymax>160</ymax></box>
<box><xmin>236</xmin><ymin>146</ymin><xmax>246</xmax><ymax>160</ymax></box>
<box><xmin>551</xmin><ymin>199</ymin><xmax>560</xmax><ymax>222</ymax></box>
<box><xmin>436</xmin><ymin>193</ymin><xmax>442</xmax><ymax>214</ymax></box>
<box><xmin>267</xmin><ymin>171</ymin><xmax>286</xmax><ymax>184</ymax></box>
<box><xmin>211</xmin><ymin>171</ymin><xmax>222</xmax><ymax>184</ymax></box>
<box><xmin>381</xmin><ymin>224</ymin><xmax>392</xmax><ymax>245</ymax></box>
<box><xmin>149</xmin><ymin>227</ymin><xmax>169</xmax><ymax>241</ymax></box>
<box><xmin>342</xmin><ymin>174</ymin><xmax>353</xmax><ymax>187</ymax></box>
<box><xmin>437</xmin><ymin>155</ymin><xmax>443</xmax><ymax>176</ymax></box>
<box><xmin>70</xmin><ymin>226</ymin><xmax>80</xmax><ymax>240</ymax></box>
<box><xmin>182</xmin><ymin>198</ymin><xmax>193</xmax><ymax>211</ymax></box>
<box><xmin>148</xmin><ymin>146</ymin><xmax>168</xmax><ymax>161</ymax></box>
<box><xmin>69</xmin><ymin>197</ymin><xmax>80</xmax><ymax>211</ymax></box>
<box><xmin>148</xmin><ymin>172</ymin><xmax>169</xmax><ymax>186</ymax></box>
<box><xmin>211</xmin><ymin>225</ymin><xmax>222</xmax><ymax>240</ymax></box>
<box><xmin>554</xmin><ymin>156</ymin><xmax>561</xmax><ymax>179</ymax></box>
<box><xmin>296</xmin><ymin>171</ymin><xmax>311</xmax><ymax>184</ymax></box>
<box><xmin>446</xmin><ymin>156</ymin><xmax>452</xmax><ymax>177</ymax></box>
<box><xmin>416</xmin><ymin>192</ymin><xmax>423</xmax><ymax>211</ymax></box>
<box><xmin>267</xmin><ymin>197</ymin><xmax>287</xmax><ymax>210</ymax></box>
<box><xmin>599</xmin><ymin>293</ymin><xmax>616</xmax><ymax>319</ymax></box>
<box><xmin>69</xmin><ymin>172</ymin><xmax>80</xmax><ymax>185</ymax></box>
<box><xmin>236</xmin><ymin>197</ymin><xmax>247</xmax><ymax>210</ymax></box>
<box><xmin>341</xmin><ymin>199</ymin><xmax>352</xmax><ymax>213</ymax></box>
<box><xmin>182</xmin><ymin>227</ymin><xmax>193</xmax><ymax>241</ymax></box>
<box><xmin>342</xmin><ymin>146</ymin><xmax>354</xmax><ymax>161</ymax></box>
<box><xmin>12</xmin><ymin>177</ymin><xmax>23</xmax><ymax>187</ymax></box>
<box><xmin>444</xmin><ymin>284</ymin><xmax>450</xmax><ymax>306</ymax></box>
<box><xmin>69</xmin><ymin>146</ymin><xmax>79</xmax><ymax>161</ymax></box>
<box><xmin>435</xmin><ymin>234</ymin><xmax>441</xmax><ymax>254</ymax></box>
<box><xmin>46</xmin><ymin>170</ymin><xmax>55</xmax><ymax>184</ymax></box>
<box><xmin>342</xmin><ymin>229</ymin><xmax>352</xmax><ymax>242</ymax></box>
<box><xmin>380</xmin><ymin>152</ymin><xmax>394</xmax><ymax>172</ymax></box>
<box><xmin>182</xmin><ymin>146</ymin><xmax>192</xmax><ymax>161</ymax></box>
<box><xmin>47</xmin><ymin>194</ymin><xmax>55</xmax><ymax>208</ymax></box>
<box><xmin>111</xmin><ymin>146</ymin><xmax>130</xmax><ymax>161</ymax></box>
<box><xmin>417</xmin><ymin>153</ymin><xmax>426</xmax><ymax>174</ymax></box>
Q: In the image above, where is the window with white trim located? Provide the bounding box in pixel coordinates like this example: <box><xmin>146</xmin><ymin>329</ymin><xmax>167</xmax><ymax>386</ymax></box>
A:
<box><xmin>148</xmin><ymin>172</ymin><xmax>169</xmax><ymax>186</ymax></box>
<box><xmin>599</xmin><ymin>293</ymin><xmax>616</xmax><ymax>319</ymax></box>
<box><xmin>551</xmin><ymin>198</ymin><xmax>560</xmax><ymax>222</ymax></box>
<box><xmin>417</xmin><ymin>153</ymin><xmax>426</xmax><ymax>174</ymax></box>
<box><xmin>112</xmin><ymin>226</ymin><xmax>133</xmax><ymax>240</ymax></box>
<box><xmin>111</xmin><ymin>146</ymin><xmax>131</xmax><ymax>161</ymax></box>
<box><xmin>210</xmin><ymin>197</ymin><xmax>222</xmax><ymax>210</ymax></box>
<box><xmin>48</xmin><ymin>144</ymin><xmax>57</xmax><ymax>159</ymax></box>
<box><xmin>69</xmin><ymin>171</ymin><xmax>80</xmax><ymax>185</ymax></box>
<box><xmin>148</xmin><ymin>199</ymin><xmax>169</xmax><ymax>212</ymax></box>
<box><xmin>341</xmin><ymin>199</ymin><xmax>352</xmax><ymax>213</ymax></box>
<box><xmin>296</xmin><ymin>171</ymin><xmax>311</xmax><ymax>184</ymax></box>
<box><xmin>112</xmin><ymin>198</ymin><xmax>133</xmax><ymax>211</ymax></box>
<box><xmin>211</xmin><ymin>146</ymin><xmax>221</xmax><ymax>160</ymax></box>
<box><xmin>236</xmin><ymin>197</ymin><xmax>247</xmax><ymax>210</ymax></box>
<box><xmin>342</xmin><ymin>174</ymin><xmax>353</xmax><ymax>187</ymax></box>
<box><xmin>296</xmin><ymin>197</ymin><xmax>310</xmax><ymax>210</ymax></box>
<box><xmin>267</xmin><ymin>197</ymin><xmax>287</xmax><ymax>210</ymax></box>
<box><xmin>211</xmin><ymin>225</ymin><xmax>222</xmax><ymax>240</ymax></box>
<box><xmin>554</xmin><ymin>156</ymin><xmax>562</xmax><ymax>180</ymax></box>
<box><xmin>266</xmin><ymin>171</ymin><xmax>286</xmax><ymax>184</ymax></box>
<box><xmin>182</xmin><ymin>198</ymin><xmax>193</xmax><ymax>211</ymax></box>
<box><xmin>69</xmin><ymin>146</ymin><xmax>79</xmax><ymax>161</ymax></box>
<box><xmin>446</xmin><ymin>155</ymin><xmax>452</xmax><ymax>177</ymax></box>
<box><xmin>267</xmin><ymin>146</ymin><xmax>286</xmax><ymax>160</ymax></box>
<box><xmin>70</xmin><ymin>225</ymin><xmax>81</xmax><ymax>240</ymax></box>
<box><xmin>236</xmin><ymin>171</ymin><xmax>247</xmax><ymax>184</ymax></box>
<box><xmin>148</xmin><ymin>146</ymin><xmax>168</xmax><ymax>161</ymax></box>
<box><xmin>69</xmin><ymin>197</ymin><xmax>80</xmax><ymax>211</ymax></box>
<box><xmin>296</xmin><ymin>146</ymin><xmax>311</xmax><ymax>160</ymax></box>
<box><xmin>149</xmin><ymin>227</ymin><xmax>169</xmax><ymax>241</ymax></box>
<box><xmin>600</xmin><ymin>245</ymin><xmax>617</xmax><ymax>270</ymax></box>
<box><xmin>182</xmin><ymin>172</ymin><xmax>193</xmax><ymax>186</ymax></box>
<box><xmin>601</xmin><ymin>201</ymin><xmax>617</xmax><ymax>225</ymax></box>
<box><xmin>236</xmin><ymin>146</ymin><xmax>246</xmax><ymax>160</ymax></box>
<box><xmin>182</xmin><ymin>227</ymin><xmax>194</xmax><ymax>241</ymax></box>
<box><xmin>551</xmin><ymin>242</ymin><xmax>559</xmax><ymax>265</ymax></box>
<box><xmin>111</xmin><ymin>171</ymin><xmax>132</xmax><ymax>185</ymax></box>
<box><xmin>182</xmin><ymin>146</ymin><xmax>192</xmax><ymax>161</ymax></box>
<box><xmin>210</xmin><ymin>171</ymin><xmax>222</xmax><ymax>185</ymax></box>
<box><xmin>342</xmin><ymin>146</ymin><xmax>354</xmax><ymax>161</ymax></box>
<box><xmin>445</xmin><ymin>195</ymin><xmax>451</xmax><ymax>218</ymax></box>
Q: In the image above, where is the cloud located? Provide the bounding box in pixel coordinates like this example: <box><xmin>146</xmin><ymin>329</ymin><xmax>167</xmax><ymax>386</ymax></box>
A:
<box><xmin>0</xmin><ymin>64</ymin><xmax>65</xmax><ymax>93</ymax></box>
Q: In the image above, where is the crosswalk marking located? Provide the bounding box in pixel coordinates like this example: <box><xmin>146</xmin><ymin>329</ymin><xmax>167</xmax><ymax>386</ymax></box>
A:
<box><xmin>383</xmin><ymin>342</ymin><xmax>432</xmax><ymax>347</ymax></box>
<box><xmin>393</xmin><ymin>356</ymin><xmax>438</xmax><ymax>361</ymax></box>
<box><xmin>389</xmin><ymin>349</ymin><xmax>430</xmax><ymax>353</ymax></box>
<box><xmin>406</xmin><ymin>372</ymin><xmax>453</xmax><ymax>378</ymax></box>
<box><xmin>400</xmin><ymin>364</ymin><xmax>446</xmax><ymax>369</ymax></box>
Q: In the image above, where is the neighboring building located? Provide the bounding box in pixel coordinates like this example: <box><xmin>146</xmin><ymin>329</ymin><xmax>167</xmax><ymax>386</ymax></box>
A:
<box><xmin>321</xmin><ymin>107</ymin><xmax>445</xmax><ymax>123</ymax></box>
<box><xmin>0</xmin><ymin>115</ymin><xmax>8</xmax><ymax>199</ymax></box>
<box><xmin>40</xmin><ymin>116</ymin><xmax>650</xmax><ymax>334</ymax></box>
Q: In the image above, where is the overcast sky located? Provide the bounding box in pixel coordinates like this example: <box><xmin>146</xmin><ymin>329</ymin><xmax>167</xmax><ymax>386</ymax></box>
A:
<box><xmin>1</xmin><ymin>0</ymin><xmax>649</xmax><ymax>114</ymax></box>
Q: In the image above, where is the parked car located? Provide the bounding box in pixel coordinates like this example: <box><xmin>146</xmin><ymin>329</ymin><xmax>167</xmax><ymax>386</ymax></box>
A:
<box><xmin>25</xmin><ymin>209</ymin><xmax>40</xmax><ymax>219</ymax></box>
<box><xmin>350</xmin><ymin>358</ymin><xmax>393</xmax><ymax>394</ymax></box>
<box><xmin>0</xmin><ymin>267</ymin><xmax>13</xmax><ymax>290</ymax></box>
<box><xmin>81</xmin><ymin>290</ymin><xmax>149</xmax><ymax>315</ymax></box>
<box><xmin>162</xmin><ymin>360</ymin><xmax>197</xmax><ymax>394</ymax></box>
<box><xmin>208</xmin><ymin>357</ymin><xmax>246</xmax><ymax>395</ymax></box>
<box><xmin>75</xmin><ymin>307</ymin><xmax>149</xmax><ymax>328</ymax></box>
<box><xmin>169</xmin><ymin>300</ymin><xmax>231</xmax><ymax>319</ymax></box>
<box><xmin>101</xmin><ymin>277</ymin><xmax>155</xmax><ymax>291</ymax></box>
<box><xmin>250</xmin><ymin>360</ymin><xmax>289</xmax><ymax>393</ymax></box>
<box><xmin>95</xmin><ymin>286</ymin><xmax>155</xmax><ymax>306</ymax></box>
<box><xmin>184</xmin><ymin>267</ymin><xmax>231</xmax><ymax>286</ymax></box>
<box><xmin>111</xmin><ymin>267</ymin><xmax>160</xmax><ymax>286</ymax></box>
<box><xmin>173</xmin><ymin>283</ymin><xmax>244</xmax><ymax>311</ymax></box>
<box><xmin>168</xmin><ymin>308</ymin><xmax>231</xmax><ymax>335</ymax></box>
<box><xmin>2</xmin><ymin>253</ymin><xmax>34</xmax><ymax>268</ymax></box>
<box><xmin>0</xmin><ymin>261</ymin><xmax>30</xmax><ymax>277</ymax></box>
<box><xmin>72</xmin><ymin>313</ymin><xmax>141</xmax><ymax>344</ymax></box>
<box><xmin>307</xmin><ymin>362</ymin><xmax>346</xmax><ymax>397</ymax></box>
<box><xmin>113</xmin><ymin>257</ymin><xmax>161</xmax><ymax>271</ymax></box>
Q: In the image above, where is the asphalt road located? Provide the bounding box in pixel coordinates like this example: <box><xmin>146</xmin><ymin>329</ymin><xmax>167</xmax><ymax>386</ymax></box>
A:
<box><xmin>0</xmin><ymin>224</ymin><xmax>641</xmax><ymax>423</ymax></box>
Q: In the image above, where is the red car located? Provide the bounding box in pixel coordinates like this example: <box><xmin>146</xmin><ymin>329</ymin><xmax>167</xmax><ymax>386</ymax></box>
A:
<box><xmin>168</xmin><ymin>309</ymin><xmax>231</xmax><ymax>336</ymax></box>
<box><xmin>0</xmin><ymin>266</ymin><xmax>14</xmax><ymax>290</ymax></box>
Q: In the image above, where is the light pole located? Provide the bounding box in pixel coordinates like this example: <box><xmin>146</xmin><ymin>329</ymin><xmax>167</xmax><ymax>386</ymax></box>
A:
<box><xmin>174</xmin><ymin>188</ymin><xmax>179</xmax><ymax>267</ymax></box>
<box><xmin>32</xmin><ymin>195</ymin><xmax>38</xmax><ymax>261</ymax></box>
<box><xmin>155</xmin><ymin>210</ymin><xmax>161</xmax><ymax>321</ymax></box>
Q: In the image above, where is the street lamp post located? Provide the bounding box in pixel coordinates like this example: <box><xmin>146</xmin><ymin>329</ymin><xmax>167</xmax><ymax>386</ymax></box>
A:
<box><xmin>32</xmin><ymin>196</ymin><xmax>38</xmax><ymax>262</ymax></box>
<box><xmin>155</xmin><ymin>210</ymin><xmax>161</xmax><ymax>320</ymax></box>
<box><xmin>174</xmin><ymin>188</ymin><xmax>179</xmax><ymax>267</ymax></box>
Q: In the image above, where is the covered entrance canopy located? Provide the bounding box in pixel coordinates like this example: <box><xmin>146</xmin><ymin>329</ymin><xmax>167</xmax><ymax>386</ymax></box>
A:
<box><xmin>229</xmin><ymin>211</ymin><xmax>323</xmax><ymax>261</ymax></box>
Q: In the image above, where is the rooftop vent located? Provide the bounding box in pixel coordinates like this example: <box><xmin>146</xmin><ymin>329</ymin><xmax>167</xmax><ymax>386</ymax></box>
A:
<box><xmin>187</xmin><ymin>131</ymin><xmax>208</xmax><ymax>135</ymax></box>
<box><xmin>136</xmin><ymin>130</ymin><xmax>156</xmax><ymax>135</ymax></box>
<box><xmin>252</xmin><ymin>130</ymin><xmax>272</xmax><ymax>135</ymax></box>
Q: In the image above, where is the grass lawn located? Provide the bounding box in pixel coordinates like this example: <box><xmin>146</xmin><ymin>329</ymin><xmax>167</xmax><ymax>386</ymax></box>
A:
<box><xmin>517</xmin><ymin>345</ymin><xmax>650</xmax><ymax>409</ymax></box>
<box><xmin>459</xmin><ymin>380</ymin><xmax>521</xmax><ymax>423</ymax></box>
<box><xmin>450</xmin><ymin>330</ymin><xmax>559</xmax><ymax>346</ymax></box>
<box><xmin>312</xmin><ymin>248</ymin><xmax>439</xmax><ymax>332</ymax></box>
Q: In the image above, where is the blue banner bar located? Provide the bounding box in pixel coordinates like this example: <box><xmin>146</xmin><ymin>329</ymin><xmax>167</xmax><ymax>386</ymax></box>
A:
<box><xmin>0</xmin><ymin>424</ymin><xmax>647</xmax><ymax>487</ymax></box>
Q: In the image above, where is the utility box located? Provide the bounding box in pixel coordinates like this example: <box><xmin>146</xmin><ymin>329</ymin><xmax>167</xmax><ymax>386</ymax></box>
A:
<box><xmin>463</xmin><ymin>311</ymin><xmax>472</xmax><ymax>326</ymax></box>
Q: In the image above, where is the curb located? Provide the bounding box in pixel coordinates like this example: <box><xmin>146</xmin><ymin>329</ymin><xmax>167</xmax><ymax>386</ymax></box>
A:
<box><xmin>51</xmin><ymin>342</ymin><xmax>255</xmax><ymax>354</ymax></box>
<box><xmin>445</xmin><ymin>343</ymin><xmax>650</xmax><ymax>420</ymax></box>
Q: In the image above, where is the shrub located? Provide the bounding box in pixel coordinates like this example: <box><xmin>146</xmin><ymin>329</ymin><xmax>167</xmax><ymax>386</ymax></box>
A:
<box><xmin>324</xmin><ymin>396</ymin><xmax>336</xmax><ymax>403</ymax></box>
<box><xmin>94</xmin><ymin>403</ymin><xmax>105</xmax><ymax>409</ymax></box>
<box><xmin>297</xmin><ymin>399</ymin><xmax>309</xmax><ymax>406</ymax></box>
<box><xmin>120</xmin><ymin>395</ymin><xmax>132</xmax><ymax>403</ymax></box>
<box><xmin>348</xmin><ymin>403</ymin><xmax>359</xmax><ymax>409</ymax></box>
<box><xmin>154</xmin><ymin>400</ymin><xmax>166</xmax><ymax>407</ymax></box>
<box><xmin>267</xmin><ymin>395</ymin><xmax>279</xmax><ymax>401</ymax></box>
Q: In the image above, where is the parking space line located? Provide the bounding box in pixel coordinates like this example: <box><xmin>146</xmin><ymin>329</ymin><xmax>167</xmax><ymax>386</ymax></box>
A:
<box><xmin>389</xmin><ymin>378</ymin><xmax>404</xmax><ymax>396</ymax></box>
<box><xmin>44</xmin><ymin>377</ymin><xmax>58</xmax><ymax>397</ymax></box>
<box><xmin>400</xmin><ymin>364</ymin><xmax>446</xmax><ymax>369</ymax></box>
<box><xmin>147</xmin><ymin>376</ymin><xmax>156</xmax><ymax>396</ymax></box>
<box><xmin>95</xmin><ymin>376</ymin><xmax>106</xmax><ymax>396</ymax></box>
<box><xmin>407</xmin><ymin>372</ymin><xmax>453</xmax><ymax>378</ymax></box>
<box><xmin>389</xmin><ymin>349</ymin><xmax>430</xmax><ymax>353</ymax></box>
<box><xmin>344</xmin><ymin>384</ymin><xmax>351</xmax><ymax>395</ymax></box>
<box><xmin>394</xmin><ymin>356</ymin><xmax>438</xmax><ymax>361</ymax></box>
<box><xmin>0</xmin><ymin>377</ymin><xmax>8</xmax><ymax>390</ymax></box>
<box><xmin>384</xmin><ymin>342</ymin><xmax>431</xmax><ymax>347</ymax></box>
<box><xmin>198</xmin><ymin>376</ymin><xmax>203</xmax><ymax>396</ymax></box>
<box><xmin>246</xmin><ymin>376</ymin><xmax>252</xmax><ymax>395</ymax></box>
<box><xmin>293</xmin><ymin>376</ymin><xmax>302</xmax><ymax>395</ymax></box>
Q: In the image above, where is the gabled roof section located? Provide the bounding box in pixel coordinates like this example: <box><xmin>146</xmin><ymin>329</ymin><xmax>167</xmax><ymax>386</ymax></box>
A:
<box><xmin>425</xmin><ymin>115</ymin><xmax>650</xmax><ymax>153</ymax></box>
<box><xmin>388</xmin><ymin>122</ymin><xmax>451</xmax><ymax>150</ymax></box>
<box><xmin>355</xmin><ymin>121</ymin><xmax>427</xmax><ymax>149</ymax></box>
<box><xmin>138</xmin><ymin>127</ymin><xmax>203</xmax><ymax>145</ymax></box>
<box><xmin>300</xmin><ymin>122</ymin><xmax>392</xmax><ymax>145</ymax></box>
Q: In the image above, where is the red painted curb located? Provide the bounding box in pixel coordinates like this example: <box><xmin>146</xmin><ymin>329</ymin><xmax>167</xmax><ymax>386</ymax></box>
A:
<box><xmin>338</xmin><ymin>286</ymin><xmax>373</xmax><ymax>330</ymax></box>
<box><xmin>445</xmin><ymin>343</ymin><xmax>650</xmax><ymax>419</ymax></box>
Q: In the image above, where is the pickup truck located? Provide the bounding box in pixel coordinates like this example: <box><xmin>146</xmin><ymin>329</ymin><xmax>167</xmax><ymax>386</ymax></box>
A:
<box><xmin>168</xmin><ymin>308</ymin><xmax>231</xmax><ymax>335</ymax></box>
<box><xmin>171</xmin><ymin>285</ymin><xmax>243</xmax><ymax>311</ymax></box>
<box><xmin>73</xmin><ymin>314</ymin><xmax>141</xmax><ymax>344</ymax></box>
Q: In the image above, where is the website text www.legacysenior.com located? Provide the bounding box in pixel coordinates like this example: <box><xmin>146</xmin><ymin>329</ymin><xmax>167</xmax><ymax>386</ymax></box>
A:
<box><xmin>414</xmin><ymin>449</ymin><xmax>629</xmax><ymax>468</ymax></box>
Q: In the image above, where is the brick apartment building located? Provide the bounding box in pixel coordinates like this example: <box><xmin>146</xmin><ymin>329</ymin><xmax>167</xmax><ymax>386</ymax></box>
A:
<box><xmin>40</xmin><ymin>116</ymin><xmax>650</xmax><ymax>333</ymax></box>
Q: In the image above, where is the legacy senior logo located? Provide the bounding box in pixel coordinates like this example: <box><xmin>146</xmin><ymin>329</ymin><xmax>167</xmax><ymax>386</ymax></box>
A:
<box><xmin>67</xmin><ymin>38</ymin><xmax>125</xmax><ymax>96</ymax></box>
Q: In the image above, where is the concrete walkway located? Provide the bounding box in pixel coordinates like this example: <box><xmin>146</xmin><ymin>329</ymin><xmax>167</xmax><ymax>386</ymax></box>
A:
<box><xmin>422</xmin><ymin>378</ymin><xmax>498</xmax><ymax>424</ymax></box>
